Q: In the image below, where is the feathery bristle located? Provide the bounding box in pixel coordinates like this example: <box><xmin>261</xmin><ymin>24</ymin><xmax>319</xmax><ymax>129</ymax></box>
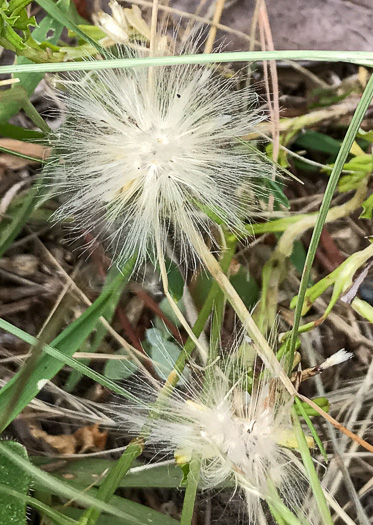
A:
<box><xmin>45</xmin><ymin>43</ymin><xmax>272</xmax><ymax>270</ymax></box>
<box><xmin>115</xmin><ymin>348</ymin><xmax>318</xmax><ymax>523</ymax></box>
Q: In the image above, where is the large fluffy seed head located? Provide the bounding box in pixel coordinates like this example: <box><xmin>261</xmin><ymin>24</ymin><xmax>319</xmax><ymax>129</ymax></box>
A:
<box><xmin>46</xmin><ymin>46</ymin><xmax>271</xmax><ymax>269</ymax></box>
<box><xmin>116</xmin><ymin>351</ymin><xmax>317</xmax><ymax>523</ymax></box>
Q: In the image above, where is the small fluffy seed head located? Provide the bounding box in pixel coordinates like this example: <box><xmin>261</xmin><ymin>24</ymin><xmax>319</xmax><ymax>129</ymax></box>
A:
<box><xmin>115</xmin><ymin>350</ymin><xmax>317</xmax><ymax>522</ymax></box>
<box><xmin>320</xmin><ymin>349</ymin><xmax>353</xmax><ymax>370</ymax></box>
<box><xmin>45</xmin><ymin>44</ymin><xmax>272</xmax><ymax>270</ymax></box>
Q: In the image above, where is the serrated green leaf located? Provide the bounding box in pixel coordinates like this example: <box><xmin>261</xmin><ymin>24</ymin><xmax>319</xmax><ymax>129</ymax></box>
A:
<box><xmin>0</xmin><ymin>0</ymin><xmax>68</xmax><ymax>122</ymax></box>
<box><xmin>0</xmin><ymin>441</ymin><xmax>31</xmax><ymax>525</ymax></box>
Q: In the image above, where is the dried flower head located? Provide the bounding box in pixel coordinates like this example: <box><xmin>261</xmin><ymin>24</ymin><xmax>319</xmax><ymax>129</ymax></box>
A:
<box><xmin>93</xmin><ymin>1</ymin><xmax>151</xmax><ymax>46</ymax></box>
<box><xmin>45</xmin><ymin>43</ymin><xmax>271</xmax><ymax>270</ymax></box>
<box><xmin>116</xmin><ymin>348</ymin><xmax>317</xmax><ymax>523</ymax></box>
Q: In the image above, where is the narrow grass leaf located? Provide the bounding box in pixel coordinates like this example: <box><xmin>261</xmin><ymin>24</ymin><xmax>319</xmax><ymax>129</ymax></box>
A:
<box><xmin>0</xmin><ymin>442</ymin><xmax>155</xmax><ymax>524</ymax></box>
<box><xmin>0</xmin><ymin>318</ymin><xmax>145</xmax><ymax>406</ymax></box>
<box><xmin>180</xmin><ymin>458</ymin><xmax>200</xmax><ymax>525</ymax></box>
<box><xmin>0</xmin><ymin>262</ymin><xmax>133</xmax><ymax>431</ymax></box>
<box><xmin>0</xmin><ymin>123</ymin><xmax>44</xmax><ymax>140</ymax></box>
<box><xmin>291</xmin><ymin>407</ymin><xmax>333</xmax><ymax>524</ymax></box>
<box><xmin>0</xmin><ymin>184</ymin><xmax>38</xmax><ymax>258</ymax></box>
<box><xmin>60</xmin><ymin>492</ymin><xmax>180</xmax><ymax>525</ymax></box>
<box><xmin>1</xmin><ymin>50</ymin><xmax>373</xmax><ymax>76</ymax></box>
<box><xmin>288</xmin><ymin>73</ymin><xmax>373</xmax><ymax>365</ymax></box>
<box><xmin>31</xmin><ymin>457</ymin><xmax>183</xmax><ymax>489</ymax></box>
<box><xmin>0</xmin><ymin>484</ymin><xmax>76</xmax><ymax>525</ymax></box>
<box><xmin>295</xmin><ymin>396</ymin><xmax>328</xmax><ymax>462</ymax></box>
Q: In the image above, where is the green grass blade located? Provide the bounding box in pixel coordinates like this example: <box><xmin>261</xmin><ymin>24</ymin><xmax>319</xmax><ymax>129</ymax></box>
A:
<box><xmin>0</xmin><ymin>318</ymin><xmax>146</xmax><ymax>406</ymax></box>
<box><xmin>79</xmin><ymin>440</ymin><xmax>144</xmax><ymax>525</ymax></box>
<box><xmin>0</xmin><ymin>122</ymin><xmax>45</xmax><ymax>140</ymax></box>
<box><xmin>0</xmin><ymin>144</ymin><xmax>46</xmax><ymax>162</ymax></box>
<box><xmin>1</xmin><ymin>50</ymin><xmax>373</xmax><ymax>76</ymax></box>
<box><xmin>291</xmin><ymin>407</ymin><xmax>333</xmax><ymax>524</ymax></box>
<box><xmin>0</xmin><ymin>261</ymin><xmax>134</xmax><ymax>431</ymax></box>
<box><xmin>64</xmin><ymin>266</ymin><xmax>125</xmax><ymax>392</ymax></box>
<box><xmin>0</xmin><ymin>484</ymin><xmax>76</xmax><ymax>525</ymax></box>
<box><xmin>294</xmin><ymin>397</ymin><xmax>328</xmax><ymax>462</ymax></box>
<box><xmin>0</xmin><ymin>184</ymin><xmax>38</xmax><ymax>258</ymax></box>
<box><xmin>32</xmin><ymin>457</ymin><xmax>183</xmax><ymax>489</ymax></box>
<box><xmin>287</xmin><ymin>72</ymin><xmax>373</xmax><ymax>365</ymax></box>
<box><xmin>60</xmin><ymin>492</ymin><xmax>180</xmax><ymax>525</ymax></box>
<box><xmin>180</xmin><ymin>459</ymin><xmax>200</xmax><ymax>525</ymax></box>
<box><xmin>0</xmin><ymin>441</ymin><xmax>157</xmax><ymax>524</ymax></box>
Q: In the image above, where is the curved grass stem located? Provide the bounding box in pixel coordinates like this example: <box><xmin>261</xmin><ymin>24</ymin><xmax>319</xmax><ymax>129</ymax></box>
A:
<box><xmin>287</xmin><ymin>72</ymin><xmax>373</xmax><ymax>367</ymax></box>
<box><xmin>190</xmin><ymin>229</ymin><xmax>297</xmax><ymax>396</ymax></box>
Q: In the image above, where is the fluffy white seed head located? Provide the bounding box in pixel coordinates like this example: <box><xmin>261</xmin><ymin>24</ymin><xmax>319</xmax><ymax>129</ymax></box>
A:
<box><xmin>116</xmin><ymin>350</ymin><xmax>317</xmax><ymax>522</ymax></box>
<box><xmin>45</xmin><ymin>44</ymin><xmax>272</xmax><ymax>270</ymax></box>
<box><xmin>319</xmin><ymin>349</ymin><xmax>353</xmax><ymax>370</ymax></box>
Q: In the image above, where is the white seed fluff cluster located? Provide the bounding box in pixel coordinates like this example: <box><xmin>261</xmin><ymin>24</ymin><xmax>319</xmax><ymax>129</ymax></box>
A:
<box><xmin>46</xmin><ymin>47</ymin><xmax>270</xmax><ymax>269</ymax></box>
<box><xmin>118</xmin><ymin>353</ymin><xmax>317</xmax><ymax>523</ymax></box>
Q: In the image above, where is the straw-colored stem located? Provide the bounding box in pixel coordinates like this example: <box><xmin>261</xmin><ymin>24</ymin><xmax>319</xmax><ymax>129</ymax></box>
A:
<box><xmin>204</xmin><ymin>0</ymin><xmax>226</xmax><ymax>54</ymax></box>
<box><xmin>148</xmin><ymin>0</ymin><xmax>159</xmax><ymax>91</ymax></box>
<box><xmin>189</xmin><ymin>229</ymin><xmax>296</xmax><ymax>395</ymax></box>
<box><xmin>156</xmin><ymin>235</ymin><xmax>208</xmax><ymax>364</ymax></box>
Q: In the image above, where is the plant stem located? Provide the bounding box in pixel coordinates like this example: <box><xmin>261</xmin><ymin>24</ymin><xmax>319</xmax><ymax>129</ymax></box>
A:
<box><xmin>191</xmin><ymin>230</ymin><xmax>297</xmax><ymax>396</ymax></box>
<box><xmin>180</xmin><ymin>459</ymin><xmax>201</xmax><ymax>525</ymax></box>
<box><xmin>79</xmin><ymin>241</ymin><xmax>237</xmax><ymax>525</ymax></box>
<box><xmin>292</xmin><ymin>404</ymin><xmax>333</xmax><ymax>525</ymax></box>
<box><xmin>79</xmin><ymin>439</ymin><xmax>144</xmax><ymax>525</ymax></box>
<box><xmin>179</xmin><ymin>233</ymin><xmax>237</xmax><ymax>525</ymax></box>
<box><xmin>287</xmin><ymin>72</ymin><xmax>373</xmax><ymax>368</ymax></box>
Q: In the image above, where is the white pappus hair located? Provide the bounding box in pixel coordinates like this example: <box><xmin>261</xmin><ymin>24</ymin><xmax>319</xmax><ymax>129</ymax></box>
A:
<box><xmin>45</xmin><ymin>43</ymin><xmax>272</xmax><ymax>270</ymax></box>
<box><xmin>116</xmin><ymin>350</ymin><xmax>318</xmax><ymax>523</ymax></box>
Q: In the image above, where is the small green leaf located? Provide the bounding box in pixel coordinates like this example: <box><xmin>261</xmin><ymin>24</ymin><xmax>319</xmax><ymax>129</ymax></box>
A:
<box><xmin>359</xmin><ymin>193</ymin><xmax>373</xmax><ymax>219</ymax></box>
<box><xmin>179</xmin><ymin>463</ymin><xmax>190</xmax><ymax>488</ymax></box>
<box><xmin>146</xmin><ymin>328</ymin><xmax>184</xmax><ymax>380</ymax></box>
<box><xmin>295</xmin><ymin>130</ymin><xmax>341</xmax><ymax>157</ymax></box>
<box><xmin>230</xmin><ymin>266</ymin><xmax>259</xmax><ymax>310</ymax></box>
<box><xmin>104</xmin><ymin>351</ymin><xmax>138</xmax><ymax>381</ymax></box>
<box><xmin>356</xmin><ymin>128</ymin><xmax>373</xmax><ymax>142</ymax></box>
<box><xmin>167</xmin><ymin>260</ymin><xmax>184</xmax><ymax>301</ymax></box>
<box><xmin>154</xmin><ymin>296</ymin><xmax>184</xmax><ymax>332</ymax></box>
